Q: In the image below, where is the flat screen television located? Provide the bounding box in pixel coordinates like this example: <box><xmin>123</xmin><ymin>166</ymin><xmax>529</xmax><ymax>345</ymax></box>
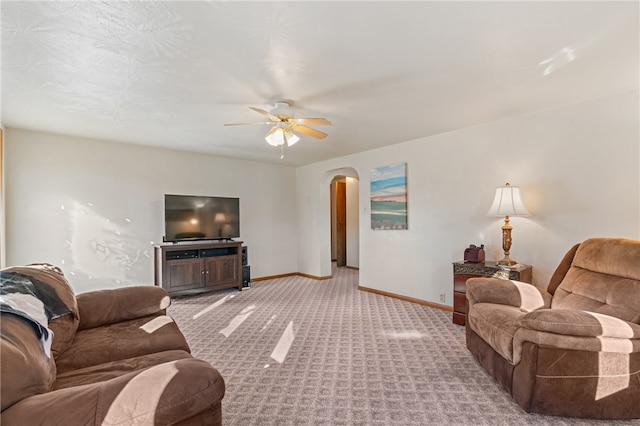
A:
<box><xmin>164</xmin><ymin>194</ymin><xmax>240</xmax><ymax>242</ymax></box>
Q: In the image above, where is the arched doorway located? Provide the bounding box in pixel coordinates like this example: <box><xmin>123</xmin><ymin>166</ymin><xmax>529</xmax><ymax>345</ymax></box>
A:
<box><xmin>319</xmin><ymin>167</ymin><xmax>359</xmax><ymax>277</ymax></box>
<box><xmin>331</xmin><ymin>176</ymin><xmax>347</xmax><ymax>267</ymax></box>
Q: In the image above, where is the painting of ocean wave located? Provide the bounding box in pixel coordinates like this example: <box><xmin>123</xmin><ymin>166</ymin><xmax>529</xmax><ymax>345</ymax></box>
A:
<box><xmin>370</xmin><ymin>162</ymin><xmax>407</xmax><ymax>230</ymax></box>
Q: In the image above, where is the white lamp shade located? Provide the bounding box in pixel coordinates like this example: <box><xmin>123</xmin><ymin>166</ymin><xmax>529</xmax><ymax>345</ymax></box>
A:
<box><xmin>265</xmin><ymin>127</ymin><xmax>300</xmax><ymax>147</ymax></box>
<box><xmin>285</xmin><ymin>132</ymin><xmax>300</xmax><ymax>146</ymax></box>
<box><xmin>487</xmin><ymin>185</ymin><xmax>530</xmax><ymax>217</ymax></box>
<box><xmin>265</xmin><ymin>127</ymin><xmax>285</xmax><ymax>146</ymax></box>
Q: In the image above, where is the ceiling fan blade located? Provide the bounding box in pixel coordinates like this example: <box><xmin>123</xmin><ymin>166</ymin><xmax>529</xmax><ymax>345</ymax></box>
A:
<box><xmin>249</xmin><ymin>107</ymin><xmax>280</xmax><ymax>122</ymax></box>
<box><xmin>223</xmin><ymin>121</ymin><xmax>272</xmax><ymax>126</ymax></box>
<box><xmin>289</xmin><ymin>118</ymin><xmax>332</xmax><ymax>126</ymax></box>
<box><xmin>290</xmin><ymin>123</ymin><xmax>328</xmax><ymax>139</ymax></box>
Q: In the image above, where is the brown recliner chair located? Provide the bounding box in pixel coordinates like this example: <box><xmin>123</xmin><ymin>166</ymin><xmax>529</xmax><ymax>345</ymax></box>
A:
<box><xmin>465</xmin><ymin>237</ymin><xmax>640</xmax><ymax>419</ymax></box>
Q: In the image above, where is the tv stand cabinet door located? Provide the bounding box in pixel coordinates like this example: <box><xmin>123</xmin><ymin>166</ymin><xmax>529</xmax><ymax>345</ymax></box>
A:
<box><xmin>166</xmin><ymin>258</ymin><xmax>204</xmax><ymax>292</ymax></box>
<box><xmin>204</xmin><ymin>256</ymin><xmax>238</xmax><ymax>289</ymax></box>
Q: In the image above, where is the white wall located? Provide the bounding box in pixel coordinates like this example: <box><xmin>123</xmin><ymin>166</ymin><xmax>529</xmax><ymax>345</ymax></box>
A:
<box><xmin>4</xmin><ymin>128</ymin><xmax>298</xmax><ymax>293</ymax></box>
<box><xmin>297</xmin><ymin>90</ymin><xmax>640</xmax><ymax>305</ymax></box>
<box><xmin>4</xmin><ymin>91</ymin><xmax>639</xmax><ymax>303</ymax></box>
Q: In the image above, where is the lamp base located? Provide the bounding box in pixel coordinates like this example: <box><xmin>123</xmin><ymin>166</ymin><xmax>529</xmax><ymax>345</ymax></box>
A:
<box><xmin>499</xmin><ymin>216</ymin><xmax>516</xmax><ymax>266</ymax></box>
<box><xmin>497</xmin><ymin>256</ymin><xmax>517</xmax><ymax>266</ymax></box>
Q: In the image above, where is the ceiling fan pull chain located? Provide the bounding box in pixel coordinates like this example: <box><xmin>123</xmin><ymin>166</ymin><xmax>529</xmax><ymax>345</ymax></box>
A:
<box><xmin>280</xmin><ymin>144</ymin><xmax>285</xmax><ymax>160</ymax></box>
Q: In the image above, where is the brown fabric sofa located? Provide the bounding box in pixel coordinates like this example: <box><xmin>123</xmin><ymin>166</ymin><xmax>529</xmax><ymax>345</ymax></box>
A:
<box><xmin>1</xmin><ymin>264</ymin><xmax>225</xmax><ymax>425</ymax></box>
<box><xmin>466</xmin><ymin>237</ymin><xmax>640</xmax><ymax>419</ymax></box>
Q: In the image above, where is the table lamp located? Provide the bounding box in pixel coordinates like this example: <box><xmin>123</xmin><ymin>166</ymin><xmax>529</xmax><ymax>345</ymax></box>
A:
<box><xmin>487</xmin><ymin>182</ymin><xmax>530</xmax><ymax>265</ymax></box>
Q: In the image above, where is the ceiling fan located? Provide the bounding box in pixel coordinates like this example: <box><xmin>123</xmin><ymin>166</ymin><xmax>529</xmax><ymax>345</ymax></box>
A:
<box><xmin>224</xmin><ymin>102</ymin><xmax>331</xmax><ymax>157</ymax></box>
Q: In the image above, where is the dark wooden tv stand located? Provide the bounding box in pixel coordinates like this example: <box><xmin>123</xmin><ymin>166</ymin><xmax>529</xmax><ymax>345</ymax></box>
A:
<box><xmin>154</xmin><ymin>240</ymin><xmax>243</xmax><ymax>296</ymax></box>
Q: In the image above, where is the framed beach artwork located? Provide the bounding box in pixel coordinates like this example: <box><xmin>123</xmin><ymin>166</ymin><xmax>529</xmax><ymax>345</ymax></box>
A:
<box><xmin>370</xmin><ymin>162</ymin><xmax>408</xmax><ymax>230</ymax></box>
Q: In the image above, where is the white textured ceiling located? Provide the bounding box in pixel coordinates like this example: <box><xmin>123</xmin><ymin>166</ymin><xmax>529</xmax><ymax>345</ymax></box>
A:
<box><xmin>2</xmin><ymin>1</ymin><xmax>638</xmax><ymax>166</ymax></box>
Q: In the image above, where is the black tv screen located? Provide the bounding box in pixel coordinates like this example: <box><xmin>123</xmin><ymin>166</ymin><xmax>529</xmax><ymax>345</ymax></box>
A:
<box><xmin>164</xmin><ymin>194</ymin><xmax>240</xmax><ymax>242</ymax></box>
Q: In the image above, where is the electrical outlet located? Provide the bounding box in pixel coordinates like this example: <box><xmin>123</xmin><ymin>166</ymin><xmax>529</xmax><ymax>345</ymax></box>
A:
<box><xmin>439</xmin><ymin>293</ymin><xmax>445</xmax><ymax>303</ymax></box>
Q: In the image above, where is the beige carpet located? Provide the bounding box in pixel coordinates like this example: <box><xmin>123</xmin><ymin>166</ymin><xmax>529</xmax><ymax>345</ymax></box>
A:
<box><xmin>168</xmin><ymin>266</ymin><xmax>635</xmax><ymax>425</ymax></box>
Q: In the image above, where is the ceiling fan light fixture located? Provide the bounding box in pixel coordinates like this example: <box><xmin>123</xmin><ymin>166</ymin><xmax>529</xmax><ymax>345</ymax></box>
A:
<box><xmin>265</xmin><ymin>125</ymin><xmax>300</xmax><ymax>147</ymax></box>
<box><xmin>227</xmin><ymin>101</ymin><xmax>330</xmax><ymax>155</ymax></box>
<box><xmin>285</xmin><ymin>131</ymin><xmax>300</xmax><ymax>146</ymax></box>
<box><xmin>265</xmin><ymin>127</ymin><xmax>285</xmax><ymax>146</ymax></box>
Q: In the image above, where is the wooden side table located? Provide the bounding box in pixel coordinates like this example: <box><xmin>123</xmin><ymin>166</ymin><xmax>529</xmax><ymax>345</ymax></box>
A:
<box><xmin>452</xmin><ymin>261</ymin><xmax>533</xmax><ymax>326</ymax></box>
